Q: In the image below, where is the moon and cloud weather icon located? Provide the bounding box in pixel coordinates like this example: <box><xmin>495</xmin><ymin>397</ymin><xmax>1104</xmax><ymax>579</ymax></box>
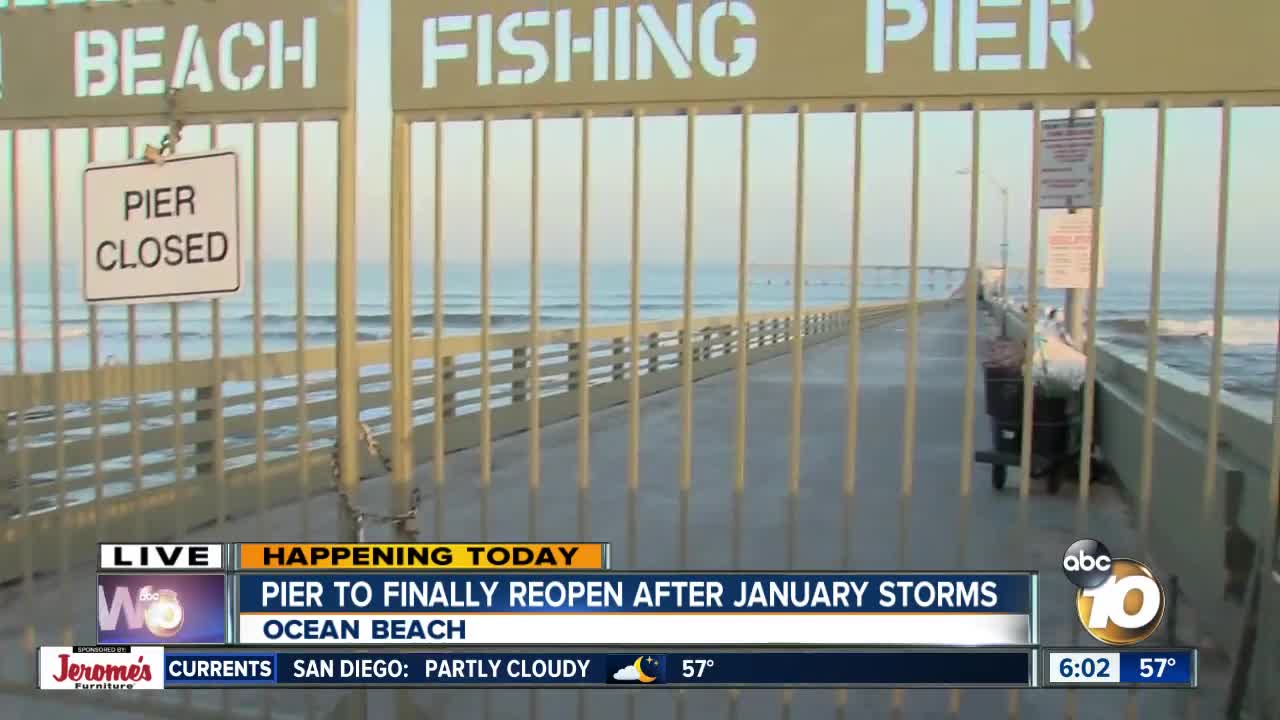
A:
<box><xmin>608</xmin><ymin>655</ymin><xmax>665</xmax><ymax>684</ymax></box>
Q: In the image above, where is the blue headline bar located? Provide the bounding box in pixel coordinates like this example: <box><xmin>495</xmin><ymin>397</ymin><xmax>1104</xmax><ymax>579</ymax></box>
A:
<box><xmin>236</xmin><ymin>573</ymin><xmax>1032</xmax><ymax>613</ymax></box>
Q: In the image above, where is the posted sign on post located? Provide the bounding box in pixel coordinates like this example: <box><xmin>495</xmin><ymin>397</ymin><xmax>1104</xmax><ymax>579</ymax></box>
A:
<box><xmin>83</xmin><ymin>151</ymin><xmax>241</xmax><ymax>305</ymax></box>
<box><xmin>1039</xmin><ymin>118</ymin><xmax>1096</xmax><ymax>210</ymax></box>
<box><xmin>1045</xmin><ymin>210</ymin><xmax>1103</xmax><ymax>290</ymax></box>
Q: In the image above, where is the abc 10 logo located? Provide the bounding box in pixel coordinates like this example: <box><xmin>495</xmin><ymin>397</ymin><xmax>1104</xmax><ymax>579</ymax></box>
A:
<box><xmin>1062</xmin><ymin>539</ymin><xmax>1165</xmax><ymax>646</ymax></box>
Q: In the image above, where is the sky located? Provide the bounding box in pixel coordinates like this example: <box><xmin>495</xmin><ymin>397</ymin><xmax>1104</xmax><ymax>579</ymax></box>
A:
<box><xmin>2</xmin><ymin>0</ymin><xmax>1278</xmax><ymax>276</ymax></box>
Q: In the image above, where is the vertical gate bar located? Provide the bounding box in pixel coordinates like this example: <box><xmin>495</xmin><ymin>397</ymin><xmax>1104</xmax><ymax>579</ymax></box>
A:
<box><xmin>47</xmin><ymin>128</ymin><xmax>71</xmax><ymax>645</ymax></box>
<box><xmin>213</xmin><ymin>125</ymin><xmax>232</xmax><ymax>720</ymax></box>
<box><xmin>529</xmin><ymin>112</ymin><xmax>543</xmax><ymax>542</ymax></box>
<box><xmin>893</xmin><ymin>101</ymin><xmax>923</xmax><ymax>720</ymax></box>
<box><xmin>432</xmin><ymin>117</ymin><xmax>447</xmax><ymax>540</ymax></box>
<box><xmin>171</xmin><ymin>298</ymin><xmax>184</xmax><ymax>537</ymax></box>
<box><xmin>126</xmin><ymin>125</ymin><xmax>145</xmax><ymax>542</ymax></box>
<box><xmin>950</xmin><ymin>104</ymin><xmax>983</xmax><ymax>719</ymax></box>
<box><xmin>626</xmin><ymin>106</ymin><xmax>643</xmax><ymax>720</ymax></box>
<box><xmin>787</xmin><ymin>104</ymin><xmax>807</xmax><ymax>571</ymax></box>
<box><xmin>478</xmin><ymin>115</ymin><xmax>493</xmax><ymax>540</ymax></box>
<box><xmin>9</xmin><ymin>129</ymin><xmax>34</xmax><ymax>665</ymax></box>
<box><xmin>732</xmin><ymin>106</ymin><xmax>751</xmax><ymax>573</ymax></box>
<box><xmin>340</xmin><ymin>5</ymin><xmax>362</xmax><ymax>716</ymax></box>
<box><xmin>389</xmin><ymin>111</ymin><xmax>416</xmax><ymax>720</ymax></box>
<box><xmin>782</xmin><ymin>103</ymin><xmax>808</xmax><ymax>720</ymax></box>
<box><xmin>836</xmin><ymin>102</ymin><xmax>865</xmax><ymax>720</ymax></box>
<box><xmin>88</xmin><ymin>128</ymin><xmax>104</xmax><ymax>542</ymax></box>
<box><xmin>250</xmin><ymin>120</ymin><xmax>268</xmax><ymax>540</ymax></box>
<box><xmin>336</xmin><ymin>104</ymin><xmax>361</xmax><ymax>552</ymax></box>
<box><xmin>211</xmin><ymin>124</ymin><xmax>228</xmax><ymax>531</ymax></box>
<box><xmin>1258</xmin><ymin>294</ymin><xmax>1280</xmax><ymax>717</ymax></box>
<box><xmin>959</xmin><ymin>105</ymin><xmax>981</xmax><ymax>562</ymax></box>
<box><xmin>1017</xmin><ymin>104</ymin><xmax>1043</xmax><ymax>516</ymax></box>
<box><xmin>1202</xmin><ymin>100</ymin><xmax>1232</xmax><ymax>521</ymax></box>
<box><xmin>1138</xmin><ymin>102</ymin><xmax>1168</xmax><ymax>555</ymax></box>
<box><xmin>842</xmin><ymin>103</ymin><xmax>864</xmax><ymax>571</ymax></box>
<box><xmin>627</xmin><ymin>109</ymin><xmax>643</xmax><ymax>569</ymax></box>
<box><xmin>577</xmin><ymin>111</ymin><xmax>593</xmax><ymax>545</ymax></box>
<box><xmin>172</xmin><ymin>284</ymin><xmax>189</xmax><ymax>719</ymax></box>
<box><xmin>391</xmin><ymin>114</ymin><xmax>414</xmax><ymax>540</ymax></box>
<box><xmin>1014</xmin><ymin>103</ymin><xmax>1043</xmax><ymax>720</ymax></box>
<box><xmin>732</xmin><ymin>109</ymin><xmax>751</xmax><ymax>720</ymax></box>
<box><xmin>296</xmin><ymin>121</ymin><xmax>312</xmax><ymax>541</ymax></box>
<box><xmin>679</xmin><ymin>108</ymin><xmax>696</xmax><ymax>570</ymax></box>
<box><xmin>675</xmin><ymin>104</ymin><xmax>697</xmax><ymax>720</ymax></box>
<box><xmin>574</xmin><ymin>108</ymin><xmax>591</xmax><ymax>720</ymax></box>
<box><xmin>1074</xmin><ymin>103</ymin><xmax>1106</xmax><ymax>521</ymax></box>
<box><xmin>260</xmin><ymin>128</ymin><xmax>275</xmax><ymax>720</ymax></box>
<box><xmin>900</xmin><ymin>104</ymin><xmax>923</xmax><ymax>545</ymax></box>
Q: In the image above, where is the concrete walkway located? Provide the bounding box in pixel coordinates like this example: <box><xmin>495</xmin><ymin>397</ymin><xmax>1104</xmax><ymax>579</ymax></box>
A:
<box><xmin>2</xmin><ymin>304</ymin><xmax>1228</xmax><ymax>719</ymax></box>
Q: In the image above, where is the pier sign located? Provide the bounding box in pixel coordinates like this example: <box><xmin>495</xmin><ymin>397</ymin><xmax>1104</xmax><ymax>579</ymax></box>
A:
<box><xmin>0</xmin><ymin>0</ymin><xmax>348</xmax><ymax>122</ymax></box>
<box><xmin>82</xmin><ymin>151</ymin><xmax>241</xmax><ymax>305</ymax></box>
<box><xmin>391</xmin><ymin>0</ymin><xmax>1280</xmax><ymax>116</ymax></box>
<box><xmin>1039</xmin><ymin>118</ymin><xmax>1096</xmax><ymax>210</ymax></box>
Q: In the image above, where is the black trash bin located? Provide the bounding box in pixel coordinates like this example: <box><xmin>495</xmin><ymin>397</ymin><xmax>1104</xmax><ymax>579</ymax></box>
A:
<box><xmin>980</xmin><ymin>365</ymin><xmax>1081</xmax><ymax>492</ymax></box>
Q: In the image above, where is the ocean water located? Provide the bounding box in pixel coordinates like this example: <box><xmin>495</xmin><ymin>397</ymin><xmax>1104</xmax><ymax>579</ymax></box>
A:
<box><xmin>3</xmin><ymin>264</ymin><xmax>1274</xmax><ymax>407</ymax></box>
<box><xmin>1</xmin><ymin>262</ymin><xmax>958</xmax><ymax>375</ymax></box>
<box><xmin>1001</xmin><ymin>270</ymin><xmax>1277</xmax><ymax>414</ymax></box>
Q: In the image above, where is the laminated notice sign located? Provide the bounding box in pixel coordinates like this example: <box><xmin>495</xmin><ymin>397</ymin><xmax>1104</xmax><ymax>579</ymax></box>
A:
<box><xmin>1045</xmin><ymin>210</ymin><xmax>1103</xmax><ymax>290</ymax></box>
<box><xmin>1039</xmin><ymin>118</ymin><xmax>1096</xmax><ymax>210</ymax></box>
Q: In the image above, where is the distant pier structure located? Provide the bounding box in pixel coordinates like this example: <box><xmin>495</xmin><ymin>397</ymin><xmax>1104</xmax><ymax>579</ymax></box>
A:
<box><xmin>748</xmin><ymin>263</ymin><xmax>971</xmax><ymax>291</ymax></box>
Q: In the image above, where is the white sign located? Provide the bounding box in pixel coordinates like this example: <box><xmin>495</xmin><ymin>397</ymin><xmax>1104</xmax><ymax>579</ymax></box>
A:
<box><xmin>83</xmin><ymin>150</ymin><xmax>241</xmax><ymax>305</ymax></box>
<box><xmin>1046</xmin><ymin>210</ymin><xmax>1104</xmax><ymax>289</ymax></box>
<box><xmin>1039</xmin><ymin>117</ymin><xmax>1096</xmax><ymax>210</ymax></box>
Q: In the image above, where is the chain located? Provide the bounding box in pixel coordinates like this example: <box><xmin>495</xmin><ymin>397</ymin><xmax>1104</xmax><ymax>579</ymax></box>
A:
<box><xmin>330</xmin><ymin>421</ymin><xmax>420</xmax><ymax>541</ymax></box>
<box><xmin>143</xmin><ymin>88</ymin><xmax>185</xmax><ymax>165</ymax></box>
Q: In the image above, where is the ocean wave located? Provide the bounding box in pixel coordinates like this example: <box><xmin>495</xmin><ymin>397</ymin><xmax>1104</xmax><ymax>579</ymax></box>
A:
<box><xmin>1101</xmin><ymin>316</ymin><xmax>1278</xmax><ymax>347</ymax></box>
<box><xmin>0</xmin><ymin>326</ymin><xmax>92</xmax><ymax>342</ymax></box>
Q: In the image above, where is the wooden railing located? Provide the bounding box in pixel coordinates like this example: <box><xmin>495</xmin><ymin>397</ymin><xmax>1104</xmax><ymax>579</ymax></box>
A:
<box><xmin>0</xmin><ymin>300</ymin><xmax>937</xmax><ymax>581</ymax></box>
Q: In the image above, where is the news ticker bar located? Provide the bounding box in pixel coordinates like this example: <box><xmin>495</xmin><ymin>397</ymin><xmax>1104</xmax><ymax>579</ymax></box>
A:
<box><xmin>99</xmin><ymin>543</ymin><xmax>612</xmax><ymax>571</ymax></box>
<box><xmin>43</xmin><ymin>647</ymin><xmax>1034</xmax><ymax>689</ymax></box>
<box><xmin>39</xmin><ymin>647</ymin><xmax>1201</xmax><ymax>690</ymax></box>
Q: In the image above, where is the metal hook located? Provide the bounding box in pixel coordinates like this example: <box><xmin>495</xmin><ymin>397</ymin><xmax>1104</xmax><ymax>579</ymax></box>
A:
<box><xmin>143</xmin><ymin>88</ymin><xmax>185</xmax><ymax>165</ymax></box>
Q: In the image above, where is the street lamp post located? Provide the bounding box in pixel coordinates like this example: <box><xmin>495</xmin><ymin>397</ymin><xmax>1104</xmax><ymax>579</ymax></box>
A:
<box><xmin>957</xmin><ymin>168</ymin><xmax>1011</xmax><ymax>337</ymax></box>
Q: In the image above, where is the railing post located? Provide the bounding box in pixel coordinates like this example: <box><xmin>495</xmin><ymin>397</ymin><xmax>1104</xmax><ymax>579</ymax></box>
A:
<box><xmin>441</xmin><ymin>356</ymin><xmax>457</xmax><ymax>418</ymax></box>
<box><xmin>647</xmin><ymin>332</ymin><xmax>661</xmax><ymax>374</ymax></box>
<box><xmin>511</xmin><ymin>347</ymin><xmax>528</xmax><ymax>403</ymax></box>
<box><xmin>612</xmin><ymin>337</ymin><xmax>625</xmax><ymax>381</ymax></box>
<box><xmin>567</xmin><ymin>342</ymin><xmax>581</xmax><ymax>391</ymax></box>
<box><xmin>195</xmin><ymin>385</ymin><xmax>214</xmax><ymax>479</ymax></box>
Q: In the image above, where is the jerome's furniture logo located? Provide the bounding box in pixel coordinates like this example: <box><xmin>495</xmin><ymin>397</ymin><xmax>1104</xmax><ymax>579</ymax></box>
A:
<box><xmin>39</xmin><ymin>646</ymin><xmax>165</xmax><ymax>690</ymax></box>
